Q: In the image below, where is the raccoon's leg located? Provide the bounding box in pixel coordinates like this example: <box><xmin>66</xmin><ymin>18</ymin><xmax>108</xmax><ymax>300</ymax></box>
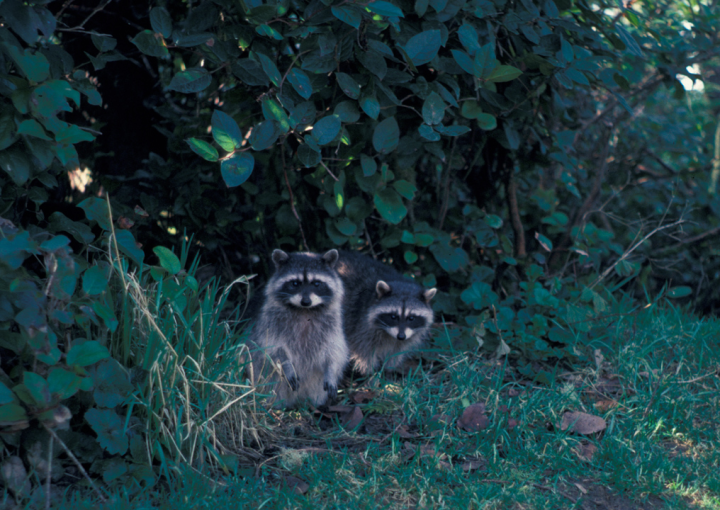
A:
<box><xmin>274</xmin><ymin>347</ymin><xmax>299</xmax><ymax>391</ymax></box>
<box><xmin>322</xmin><ymin>334</ymin><xmax>349</xmax><ymax>400</ymax></box>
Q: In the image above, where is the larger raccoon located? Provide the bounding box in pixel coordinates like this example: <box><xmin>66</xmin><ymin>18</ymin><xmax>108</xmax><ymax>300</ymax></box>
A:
<box><xmin>336</xmin><ymin>251</ymin><xmax>436</xmax><ymax>375</ymax></box>
<box><xmin>248</xmin><ymin>249</ymin><xmax>348</xmax><ymax>408</ymax></box>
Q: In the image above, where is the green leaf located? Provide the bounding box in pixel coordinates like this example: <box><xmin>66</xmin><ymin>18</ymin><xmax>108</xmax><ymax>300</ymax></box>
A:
<box><xmin>434</xmin><ymin>125</ymin><xmax>470</xmax><ymax>137</ymax></box>
<box><xmin>334</xmin><ymin>101</ymin><xmax>361</xmax><ymax>123</ymax></box>
<box><xmin>22</xmin><ymin>372</ymin><xmax>50</xmax><ymax>407</ymax></box>
<box><xmin>486</xmin><ymin>65</ymin><xmax>522</xmax><ymax>83</ymax></box>
<box><xmin>67</xmin><ymin>341</ymin><xmax>110</xmax><ymax>367</ymax></box>
<box><xmin>331</xmin><ymin>5</ymin><xmax>362</xmax><ymax>28</ymax></box>
<box><xmin>374</xmin><ymin>188</ymin><xmax>407</xmax><ymax>224</ymax></box>
<box><xmin>415</xmin><ymin>0</ymin><xmax>429</xmax><ymax>16</ymax></box>
<box><xmin>415</xmin><ymin>233</ymin><xmax>434</xmax><ymax>247</ymax></box>
<box><xmin>85</xmin><ymin>408</ymin><xmax>128</xmax><ymax>455</ymax></box>
<box><xmin>250</xmin><ymin>120</ymin><xmax>281</xmax><ymax>151</ymax></box>
<box><xmin>257</xmin><ymin>53</ymin><xmax>281</xmax><ymax>87</ymax></box>
<box><xmin>17</xmin><ymin>119</ymin><xmax>50</xmax><ymax>140</ymax></box>
<box><xmin>47</xmin><ymin>367</ymin><xmax>82</xmax><ymax>400</ymax></box>
<box><xmin>0</xmin><ymin>403</ymin><xmax>28</xmax><ymax>425</ymax></box>
<box><xmin>418</xmin><ymin>124</ymin><xmax>440</xmax><ymax>141</ymax></box>
<box><xmin>393</xmin><ymin>180</ymin><xmax>416</xmax><ymax>200</ymax></box>
<box><xmin>335</xmin><ymin>217</ymin><xmax>357</xmax><ymax>236</ymax></box>
<box><xmin>312</xmin><ymin>115</ymin><xmax>342</xmax><ymax>145</ymax></box>
<box><xmin>290</xmin><ymin>101</ymin><xmax>316</xmax><ymax>128</ymax></box>
<box><xmin>361</xmin><ymin>154</ymin><xmax>377</xmax><ymax>176</ymax></box>
<box><xmin>90</xmin><ymin>359</ymin><xmax>133</xmax><ymax>408</ymax></box>
<box><xmin>477</xmin><ymin>113</ymin><xmax>497</xmax><ymax>130</ymax></box>
<box><xmin>262</xmin><ymin>98</ymin><xmax>291</xmax><ymax>133</ymax></box>
<box><xmin>287</xmin><ymin>68</ymin><xmax>312</xmax><ymax>99</ymax></box>
<box><xmin>6</xmin><ymin>46</ymin><xmax>50</xmax><ymax>82</ymax></box>
<box><xmin>168</xmin><ymin>68</ymin><xmax>211</xmax><ymax>93</ymax></box>
<box><xmin>232</xmin><ymin>59</ymin><xmax>269</xmax><ymax>87</ymax></box>
<box><xmin>82</xmin><ymin>266</ymin><xmax>107</xmax><ymax>296</ymax></box>
<box><xmin>345</xmin><ymin>197</ymin><xmax>372</xmax><ymax>223</ymax></box>
<box><xmin>55</xmin><ymin>124</ymin><xmax>95</xmax><ymax>144</ymax></box>
<box><xmin>359</xmin><ymin>94</ymin><xmax>380</xmax><ymax>119</ymax></box>
<box><xmin>211</xmin><ymin>111</ymin><xmax>242</xmax><ymax>151</ymax></box>
<box><xmin>298</xmin><ymin>145</ymin><xmax>321</xmax><ymax>167</ymax></box>
<box><xmin>401</xmin><ymin>230</ymin><xmax>416</xmax><ymax>243</ymax></box>
<box><xmin>131</xmin><ymin>30</ymin><xmax>169</xmax><ymax>57</ymax></box>
<box><xmin>91</xmin><ymin>34</ymin><xmax>117</xmax><ymax>52</ymax></box>
<box><xmin>221</xmin><ymin>153</ymin><xmax>254</xmax><ymax>187</ymax></box>
<box><xmin>336</xmin><ymin>73</ymin><xmax>361</xmax><ymax>100</ymax></box>
<box><xmin>616</xmin><ymin>24</ymin><xmax>644</xmax><ymax>57</ymax></box>
<box><xmin>186</xmin><ymin>138</ymin><xmax>218</xmax><ymax>162</ymax></box>
<box><xmin>153</xmin><ymin>246</ymin><xmax>181</xmax><ymax>275</ymax></box>
<box><xmin>668</xmin><ymin>286</ymin><xmax>692</xmax><ymax>298</ymax></box>
<box><xmin>150</xmin><ymin>7</ymin><xmax>173</xmax><ymax>38</ymax></box>
<box><xmin>78</xmin><ymin>197</ymin><xmax>112</xmax><ymax>230</ymax></box>
<box><xmin>401</xmin><ymin>30</ymin><xmax>441</xmax><ymax>66</ymax></box>
<box><xmin>404</xmin><ymin>251</ymin><xmax>418</xmax><ymax>264</ymax></box>
<box><xmin>93</xmin><ymin>300</ymin><xmax>118</xmax><ymax>332</ymax></box>
<box><xmin>114</xmin><ymin>229</ymin><xmax>145</xmax><ymax>265</ymax></box>
<box><xmin>40</xmin><ymin>235</ymin><xmax>70</xmax><ymax>252</ymax></box>
<box><xmin>367</xmin><ymin>1</ymin><xmax>404</xmax><ymax>17</ymax></box>
<box><xmin>535</xmin><ymin>232</ymin><xmax>553</xmax><ymax>251</ymax></box>
<box><xmin>458</xmin><ymin>23</ymin><xmax>481</xmax><ymax>55</ymax></box>
<box><xmin>485</xmin><ymin>214</ymin><xmax>503</xmax><ymax>228</ymax></box>
<box><xmin>372</xmin><ymin>117</ymin><xmax>399</xmax><ymax>154</ymax></box>
<box><xmin>422</xmin><ymin>92</ymin><xmax>446</xmax><ymax>125</ymax></box>
<box><xmin>430</xmin><ymin>242</ymin><xmax>469</xmax><ymax>272</ymax></box>
<box><xmin>0</xmin><ymin>382</ymin><xmax>14</xmax><ymax>405</ymax></box>
<box><xmin>451</xmin><ymin>49</ymin><xmax>474</xmax><ymax>75</ymax></box>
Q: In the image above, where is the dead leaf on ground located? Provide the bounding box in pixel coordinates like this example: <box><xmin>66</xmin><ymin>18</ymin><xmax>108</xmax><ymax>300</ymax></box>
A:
<box><xmin>574</xmin><ymin>441</ymin><xmax>598</xmax><ymax>462</ymax></box>
<box><xmin>594</xmin><ymin>399</ymin><xmax>618</xmax><ymax>412</ymax></box>
<box><xmin>497</xmin><ymin>405</ymin><xmax>509</xmax><ymax>414</ymax></box>
<box><xmin>593</xmin><ymin>349</ymin><xmax>604</xmax><ymax>371</ymax></box>
<box><xmin>573</xmin><ymin>482</ymin><xmax>589</xmax><ymax>494</ymax></box>
<box><xmin>561</xmin><ymin>411</ymin><xmax>606</xmax><ymax>435</ymax></box>
<box><xmin>396</xmin><ymin>424</ymin><xmax>419</xmax><ymax>438</ymax></box>
<box><xmin>507</xmin><ymin>418</ymin><xmax>519</xmax><ymax>430</ymax></box>
<box><xmin>350</xmin><ymin>390</ymin><xmax>376</xmax><ymax>404</ymax></box>
<box><xmin>327</xmin><ymin>405</ymin><xmax>353</xmax><ymax>414</ymax></box>
<box><xmin>458</xmin><ymin>403</ymin><xmax>489</xmax><ymax>432</ymax></box>
<box><xmin>507</xmin><ymin>388</ymin><xmax>522</xmax><ymax>397</ymax></box>
<box><xmin>461</xmin><ymin>457</ymin><xmax>485</xmax><ymax>472</ymax></box>
<box><xmin>429</xmin><ymin>414</ymin><xmax>452</xmax><ymax>430</ymax></box>
<box><xmin>117</xmin><ymin>216</ymin><xmax>135</xmax><ymax>229</ymax></box>
<box><xmin>342</xmin><ymin>406</ymin><xmax>363</xmax><ymax>430</ymax></box>
<box><xmin>283</xmin><ymin>475</ymin><xmax>309</xmax><ymax>495</ymax></box>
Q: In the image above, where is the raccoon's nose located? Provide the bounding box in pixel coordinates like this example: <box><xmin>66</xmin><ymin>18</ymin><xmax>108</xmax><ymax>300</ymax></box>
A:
<box><xmin>396</xmin><ymin>331</ymin><xmax>406</xmax><ymax>340</ymax></box>
<box><xmin>300</xmin><ymin>296</ymin><xmax>312</xmax><ymax>307</ymax></box>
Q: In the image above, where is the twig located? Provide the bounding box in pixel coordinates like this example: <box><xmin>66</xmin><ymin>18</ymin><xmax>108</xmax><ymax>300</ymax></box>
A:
<box><xmin>655</xmin><ymin>225</ymin><xmax>720</xmax><ymax>254</ymax></box>
<box><xmin>590</xmin><ymin>219</ymin><xmax>685</xmax><ymax>289</ymax></box>
<box><xmin>42</xmin><ymin>424</ymin><xmax>106</xmax><ymax>503</ymax></box>
<box><xmin>319</xmin><ymin>160</ymin><xmax>339</xmax><ymax>182</ymax></box>
<box><xmin>437</xmin><ymin>138</ymin><xmax>457</xmax><ymax>230</ymax></box>
<box><xmin>278</xmin><ymin>50</ymin><xmax>310</xmax><ymax>89</ymax></box>
<box><xmin>362</xmin><ymin>220</ymin><xmax>377</xmax><ymax>258</ymax></box>
<box><xmin>46</xmin><ymin>434</ymin><xmax>53</xmax><ymax>510</ymax></box>
<box><xmin>532</xmin><ymin>483</ymin><xmax>579</xmax><ymax>503</ymax></box>
<box><xmin>280</xmin><ymin>148</ymin><xmax>310</xmax><ymax>251</ymax></box>
<box><xmin>506</xmin><ymin>170</ymin><xmax>526</xmax><ymax>258</ymax></box>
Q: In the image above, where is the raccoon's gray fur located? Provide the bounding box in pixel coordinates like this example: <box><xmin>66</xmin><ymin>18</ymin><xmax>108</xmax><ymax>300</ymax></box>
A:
<box><xmin>336</xmin><ymin>250</ymin><xmax>436</xmax><ymax>375</ymax></box>
<box><xmin>248</xmin><ymin>249</ymin><xmax>348</xmax><ymax>408</ymax></box>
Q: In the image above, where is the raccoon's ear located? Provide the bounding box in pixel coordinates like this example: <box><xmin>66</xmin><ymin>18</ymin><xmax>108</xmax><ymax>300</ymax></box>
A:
<box><xmin>272</xmin><ymin>249</ymin><xmax>290</xmax><ymax>268</ymax></box>
<box><xmin>423</xmin><ymin>288</ymin><xmax>437</xmax><ymax>303</ymax></box>
<box><xmin>322</xmin><ymin>249</ymin><xmax>339</xmax><ymax>268</ymax></box>
<box><xmin>376</xmin><ymin>280</ymin><xmax>391</xmax><ymax>298</ymax></box>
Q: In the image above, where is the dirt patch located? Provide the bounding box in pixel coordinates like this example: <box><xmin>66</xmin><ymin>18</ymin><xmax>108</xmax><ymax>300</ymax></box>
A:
<box><xmin>561</xmin><ymin>479</ymin><xmax>670</xmax><ymax>510</ymax></box>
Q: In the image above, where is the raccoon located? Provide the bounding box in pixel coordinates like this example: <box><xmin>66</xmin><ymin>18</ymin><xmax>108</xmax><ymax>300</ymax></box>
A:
<box><xmin>336</xmin><ymin>250</ymin><xmax>436</xmax><ymax>375</ymax></box>
<box><xmin>248</xmin><ymin>249</ymin><xmax>348</xmax><ymax>408</ymax></box>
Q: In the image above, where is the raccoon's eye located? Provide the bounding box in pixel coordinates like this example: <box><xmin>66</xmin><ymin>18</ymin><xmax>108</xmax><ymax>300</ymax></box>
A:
<box><xmin>313</xmin><ymin>282</ymin><xmax>320</xmax><ymax>287</ymax></box>
<box><xmin>408</xmin><ymin>315</ymin><xmax>415</xmax><ymax>322</ymax></box>
<box><xmin>391</xmin><ymin>314</ymin><xmax>398</xmax><ymax>320</ymax></box>
<box><xmin>292</xmin><ymin>281</ymin><xmax>300</xmax><ymax>287</ymax></box>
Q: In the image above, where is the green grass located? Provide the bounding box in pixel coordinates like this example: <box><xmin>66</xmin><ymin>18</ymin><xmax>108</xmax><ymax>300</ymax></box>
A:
<box><xmin>37</xmin><ymin>302</ymin><xmax>720</xmax><ymax>509</ymax></box>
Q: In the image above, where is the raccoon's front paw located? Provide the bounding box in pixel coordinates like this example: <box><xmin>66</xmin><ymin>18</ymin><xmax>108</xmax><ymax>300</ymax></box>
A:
<box><xmin>287</xmin><ymin>375</ymin><xmax>299</xmax><ymax>391</ymax></box>
<box><xmin>323</xmin><ymin>381</ymin><xmax>337</xmax><ymax>399</ymax></box>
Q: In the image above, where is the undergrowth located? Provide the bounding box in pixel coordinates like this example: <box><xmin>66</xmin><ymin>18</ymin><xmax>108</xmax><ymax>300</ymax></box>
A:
<box><xmin>44</xmin><ymin>302</ymin><xmax>720</xmax><ymax>510</ymax></box>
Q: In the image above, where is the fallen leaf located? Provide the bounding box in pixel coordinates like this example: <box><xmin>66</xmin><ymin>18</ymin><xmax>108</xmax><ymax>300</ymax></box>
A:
<box><xmin>461</xmin><ymin>457</ymin><xmax>485</xmax><ymax>472</ymax></box>
<box><xmin>342</xmin><ymin>406</ymin><xmax>363</xmax><ymax>430</ymax></box>
<box><xmin>593</xmin><ymin>349</ymin><xmax>604</xmax><ymax>371</ymax></box>
<box><xmin>573</xmin><ymin>442</ymin><xmax>598</xmax><ymax>462</ymax></box>
<box><xmin>396</xmin><ymin>424</ymin><xmax>419</xmax><ymax>438</ymax></box>
<box><xmin>497</xmin><ymin>405</ymin><xmax>509</xmax><ymax>414</ymax></box>
<box><xmin>594</xmin><ymin>399</ymin><xmax>618</xmax><ymax>412</ymax></box>
<box><xmin>117</xmin><ymin>216</ymin><xmax>134</xmax><ymax>229</ymax></box>
<box><xmin>458</xmin><ymin>403</ymin><xmax>489</xmax><ymax>432</ymax></box>
<box><xmin>327</xmin><ymin>405</ymin><xmax>353</xmax><ymax>413</ymax></box>
<box><xmin>561</xmin><ymin>411</ymin><xmax>606</xmax><ymax>435</ymax></box>
<box><xmin>283</xmin><ymin>475</ymin><xmax>309</xmax><ymax>495</ymax></box>
<box><xmin>507</xmin><ymin>418</ymin><xmax>519</xmax><ymax>430</ymax></box>
<box><xmin>351</xmin><ymin>390</ymin><xmax>376</xmax><ymax>404</ymax></box>
<box><xmin>573</xmin><ymin>482</ymin><xmax>588</xmax><ymax>494</ymax></box>
<box><xmin>507</xmin><ymin>388</ymin><xmax>521</xmax><ymax>397</ymax></box>
<box><xmin>134</xmin><ymin>205</ymin><xmax>149</xmax><ymax>217</ymax></box>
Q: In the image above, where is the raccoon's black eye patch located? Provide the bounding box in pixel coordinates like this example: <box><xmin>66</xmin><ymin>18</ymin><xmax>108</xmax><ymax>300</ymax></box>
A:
<box><xmin>391</xmin><ymin>314</ymin><xmax>398</xmax><ymax>320</ymax></box>
<box><xmin>313</xmin><ymin>281</ymin><xmax>320</xmax><ymax>287</ymax></box>
<box><xmin>292</xmin><ymin>281</ymin><xmax>300</xmax><ymax>287</ymax></box>
<box><xmin>408</xmin><ymin>315</ymin><xmax>415</xmax><ymax>322</ymax></box>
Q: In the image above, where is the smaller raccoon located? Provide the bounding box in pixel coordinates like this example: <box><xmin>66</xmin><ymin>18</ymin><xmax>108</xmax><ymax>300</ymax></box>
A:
<box><xmin>337</xmin><ymin>251</ymin><xmax>436</xmax><ymax>375</ymax></box>
<box><xmin>248</xmin><ymin>249</ymin><xmax>348</xmax><ymax>408</ymax></box>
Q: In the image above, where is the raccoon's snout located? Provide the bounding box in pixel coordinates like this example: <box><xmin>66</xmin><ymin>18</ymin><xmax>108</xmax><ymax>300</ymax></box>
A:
<box><xmin>396</xmin><ymin>331</ymin><xmax>406</xmax><ymax>340</ymax></box>
<box><xmin>300</xmin><ymin>296</ymin><xmax>312</xmax><ymax>307</ymax></box>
